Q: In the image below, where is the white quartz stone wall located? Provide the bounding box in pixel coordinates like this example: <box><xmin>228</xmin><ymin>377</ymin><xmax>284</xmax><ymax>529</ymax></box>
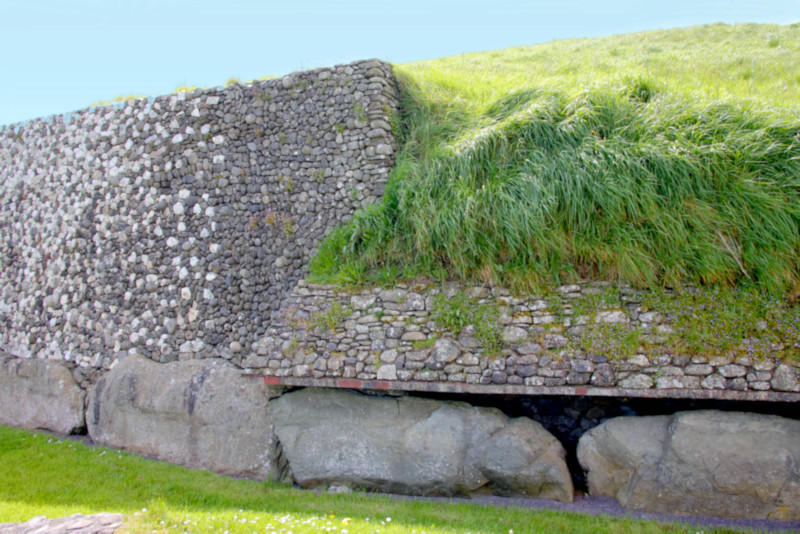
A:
<box><xmin>0</xmin><ymin>60</ymin><xmax>398</xmax><ymax>372</ymax></box>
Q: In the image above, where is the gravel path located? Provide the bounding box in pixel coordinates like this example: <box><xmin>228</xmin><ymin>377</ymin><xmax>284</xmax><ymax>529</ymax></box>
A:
<box><xmin>406</xmin><ymin>494</ymin><xmax>800</xmax><ymax>533</ymax></box>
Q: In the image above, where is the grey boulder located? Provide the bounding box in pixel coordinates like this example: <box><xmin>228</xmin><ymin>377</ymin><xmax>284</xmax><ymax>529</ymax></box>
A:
<box><xmin>270</xmin><ymin>388</ymin><xmax>573</xmax><ymax>500</ymax></box>
<box><xmin>578</xmin><ymin>410</ymin><xmax>800</xmax><ymax>520</ymax></box>
<box><xmin>87</xmin><ymin>355</ymin><xmax>284</xmax><ymax>480</ymax></box>
<box><xmin>0</xmin><ymin>356</ymin><xmax>85</xmax><ymax>434</ymax></box>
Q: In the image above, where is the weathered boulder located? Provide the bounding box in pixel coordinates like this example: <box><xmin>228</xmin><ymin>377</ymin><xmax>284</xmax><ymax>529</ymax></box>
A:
<box><xmin>271</xmin><ymin>388</ymin><xmax>573</xmax><ymax>500</ymax></box>
<box><xmin>87</xmin><ymin>355</ymin><xmax>284</xmax><ymax>480</ymax></box>
<box><xmin>578</xmin><ymin>410</ymin><xmax>800</xmax><ymax>520</ymax></box>
<box><xmin>0</xmin><ymin>356</ymin><xmax>85</xmax><ymax>434</ymax></box>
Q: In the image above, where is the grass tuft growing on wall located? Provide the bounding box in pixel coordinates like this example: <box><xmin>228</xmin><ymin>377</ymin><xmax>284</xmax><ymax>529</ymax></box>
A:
<box><xmin>89</xmin><ymin>94</ymin><xmax>145</xmax><ymax>107</ymax></box>
<box><xmin>309</xmin><ymin>23</ymin><xmax>800</xmax><ymax>295</ymax></box>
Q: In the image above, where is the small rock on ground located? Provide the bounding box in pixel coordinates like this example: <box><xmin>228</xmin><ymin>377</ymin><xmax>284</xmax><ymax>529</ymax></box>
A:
<box><xmin>0</xmin><ymin>513</ymin><xmax>123</xmax><ymax>534</ymax></box>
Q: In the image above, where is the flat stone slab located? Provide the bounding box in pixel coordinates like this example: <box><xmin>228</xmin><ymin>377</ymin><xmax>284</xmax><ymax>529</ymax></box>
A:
<box><xmin>0</xmin><ymin>513</ymin><xmax>123</xmax><ymax>534</ymax></box>
<box><xmin>262</xmin><ymin>375</ymin><xmax>800</xmax><ymax>402</ymax></box>
<box><xmin>0</xmin><ymin>356</ymin><xmax>85</xmax><ymax>434</ymax></box>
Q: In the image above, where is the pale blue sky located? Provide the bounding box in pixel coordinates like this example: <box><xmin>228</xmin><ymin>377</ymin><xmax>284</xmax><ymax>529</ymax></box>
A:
<box><xmin>1</xmin><ymin>0</ymin><xmax>798</xmax><ymax>126</ymax></box>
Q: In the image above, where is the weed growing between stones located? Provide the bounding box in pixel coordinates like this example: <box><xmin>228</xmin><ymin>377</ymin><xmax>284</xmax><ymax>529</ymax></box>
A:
<box><xmin>89</xmin><ymin>94</ymin><xmax>145</xmax><ymax>107</ymax></box>
<box><xmin>545</xmin><ymin>293</ymin><xmax>566</xmax><ymax>319</ymax></box>
<box><xmin>280</xmin><ymin>305</ymin><xmax>311</xmax><ymax>330</ymax></box>
<box><xmin>174</xmin><ymin>84</ymin><xmax>198</xmax><ymax>93</ymax></box>
<box><xmin>639</xmin><ymin>285</ymin><xmax>800</xmax><ymax>362</ymax></box>
<box><xmin>550</xmin><ymin>284</ymin><xmax>800</xmax><ymax>365</ymax></box>
<box><xmin>283</xmin><ymin>337</ymin><xmax>301</xmax><ymax>357</ymax></box>
<box><xmin>570</xmin><ymin>286</ymin><xmax>620</xmax><ymax>318</ymax></box>
<box><xmin>383</xmin><ymin>102</ymin><xmax>403</xmax><ymax>141</ymax></box>
<box><xmin>476</xmin><ymin>280</ymin><xmax>800</xmax><ymax>366</ymax></box>
<box><xmin>247</xmin><ymin>210</ymin><xmax>296</xmax><ymax>238</ymax></box>
<box><xmin>577</xmin><ymin>323</ymin><xmax>642</xmax><ymax>361</ymax></box>
<box><xmin>352</xmin><ymin>103</ymin><xmax>367</xmax><ymax>122</ymax></box>
<box><xmin>412</xmin><ymin>336</ymin><xmax>437</xmax><ymax>350</ymax></box>
<box><xmin>431</xmin><ymin>293</ymin><xmax>472</xmax><ymax>333</ymax></box>
<box><xmin>431</xmin><ymin>292</ymin><xmax>502</xmax><ymax>356</ymax></box>
<box><xmin>558</xmin><ymin>287</ymin><xmax>640</xmax><ymax>361</ymax></box>
<box><xmin>312</xmin><ymin>302</ymin><xmax>351</xmax><ymax>333</ymax></box>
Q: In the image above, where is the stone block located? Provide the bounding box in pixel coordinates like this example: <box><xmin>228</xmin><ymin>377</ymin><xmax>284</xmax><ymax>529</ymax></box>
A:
<box><xmin>0</xmin><ymin>356</ymin><xmax>85</xmax><ymax>434</ymax></box>
<box><xmin>578</xmin><ymin>411</ymin><xmax>800</xmax><ymax>520</ymax></box>
<box><xmin>87</xmin><ymin>356</ymin><xmax>283</xmax><ymax>480</ymax></box>
<box><xmin>271</xmin><ymin>388</ymin><xmax>573</xmax><ymax>500</ymax></box>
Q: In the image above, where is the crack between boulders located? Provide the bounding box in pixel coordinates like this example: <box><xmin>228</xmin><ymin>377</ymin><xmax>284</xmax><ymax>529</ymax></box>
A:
<box><xmin>186</xmin><ymin>367</ymin><xmax>211</xmax><ymax>416</ymax></box>
<box><xmin>272</xmin><ymin>432</ymin><xmax>292</xmax><ymax>483</ymax></box>
<box><xmin>622</xmin><ymin>413</ymin><xmax>677</xmax><ymax>505</ymax></box>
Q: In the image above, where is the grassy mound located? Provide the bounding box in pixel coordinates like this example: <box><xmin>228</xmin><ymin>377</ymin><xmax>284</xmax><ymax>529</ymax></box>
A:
<box><xmin>310</xmin><ymin>23</ymin><xmax>800</xmax><ymax>294</ymax></box>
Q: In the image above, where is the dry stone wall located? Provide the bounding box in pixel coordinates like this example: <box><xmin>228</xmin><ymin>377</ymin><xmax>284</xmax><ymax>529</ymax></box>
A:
<box><xmin>262</xmin><ymin>280</ymin><xmax>800</xmax><ymax>397</ymax></box>
<box><xmin>0</xmin><ymin>60</ymin><xmax>398</xmax><ymax>373</ymax></box>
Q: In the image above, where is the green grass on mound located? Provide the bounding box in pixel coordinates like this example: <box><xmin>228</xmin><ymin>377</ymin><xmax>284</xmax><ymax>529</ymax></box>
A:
<box><xmin>0</xmin><ymin>426</ymin><xmax>728</xmax><ymax>534</ymax></box>
<box><xmin>310</xmin><ymin>23</ymin><xmax>800</xmax><ymax>294</ymax></box>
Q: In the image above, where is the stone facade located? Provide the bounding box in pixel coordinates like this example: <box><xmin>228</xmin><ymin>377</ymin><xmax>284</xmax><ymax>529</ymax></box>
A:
<box><xmin>1</xmin><ymin>57</ymin><xmax>797</xmax><ymax>404</ymax></box>
<box><xmin>2</xmin><ymin>56</ymin><xmax>799</xmax><ymax>523</ymax></box>
<box><xmin>0</xmin><ymin>60</ymin><xmax>398</xmax><ymax>371</ymax></box>
<box><xmin>258</xmin><ymin>280</ymin><xmax>800</xmax><ymax>396</ymax></box>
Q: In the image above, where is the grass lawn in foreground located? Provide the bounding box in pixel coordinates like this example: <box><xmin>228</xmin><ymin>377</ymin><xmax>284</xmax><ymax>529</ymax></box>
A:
<box><xmin>0</xmin><ymin>425</ymin><xmax>740</xmax><ymax>533</ymax></box>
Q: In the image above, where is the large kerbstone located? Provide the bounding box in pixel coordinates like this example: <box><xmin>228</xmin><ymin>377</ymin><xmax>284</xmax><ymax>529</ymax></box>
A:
<box><xmin>578</xmin><ymin>410</ymin><xmax>800</xmax><ymax>520</ymax></box>
<box><xmin>0</xmin><ymin>356</ymin><xmax>85</xmax><ymax>434</ymax></box>
<box><xmin>87</xmin><ymin>355</ymin><xmax>283</xmax><ymax>480</ymax></box>
<box><xmin>271</xmin><ymin>388</ymin><xmax>573</xmax><ymax>500</ymax></box>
